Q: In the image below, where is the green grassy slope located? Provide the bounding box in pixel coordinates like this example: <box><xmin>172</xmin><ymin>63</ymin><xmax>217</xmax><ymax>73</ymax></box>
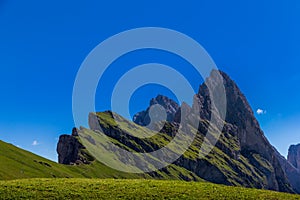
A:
<box><xmin>0</xmin><ymin>179</ymin><xmax>299</xmax><ymax>200</ymax></box>
<box><xmin>0</xmin><ymin>140</ymin><xmax>143</xmax><ymax>180</ymax></box>
<box><xmin>0</xmin><ymin>140</ymin><xmax>203</xmax><ymax>181</ymax></box>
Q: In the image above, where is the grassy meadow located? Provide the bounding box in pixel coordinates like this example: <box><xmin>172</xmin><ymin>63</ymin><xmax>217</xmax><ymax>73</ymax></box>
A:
<box><xmin>0</xmin><ymin>179</ymin><xmax>299</xmax><ymax>200</ymax></box>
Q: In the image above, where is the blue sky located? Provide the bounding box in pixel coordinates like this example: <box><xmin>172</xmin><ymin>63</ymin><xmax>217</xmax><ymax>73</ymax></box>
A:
<box><xmin>0</xmin><ymin>1</ymin><xmax>300</xmax><ymax>161</ymax></box>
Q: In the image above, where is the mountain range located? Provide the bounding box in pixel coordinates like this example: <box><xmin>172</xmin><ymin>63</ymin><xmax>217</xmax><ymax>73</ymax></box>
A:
<box><xmin>56</xmin><ymin>70</ymin><xmax>300</xmax><ymax>194</ymax></box>
<box><xmin>1</xmin><ymin>70</ymin><xmax>300</xmax><ymax>194</ymax></box>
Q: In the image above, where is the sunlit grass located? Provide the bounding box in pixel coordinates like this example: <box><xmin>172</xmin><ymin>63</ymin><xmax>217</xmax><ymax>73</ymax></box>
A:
<box><xmin>0</xmin><ymin>179</ymin><xmax>299</xmax><ymax>200</ymax></box>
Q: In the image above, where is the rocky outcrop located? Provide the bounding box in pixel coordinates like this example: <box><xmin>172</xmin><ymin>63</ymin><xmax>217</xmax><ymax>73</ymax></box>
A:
<box><xmin>133</xmin><ymin>95</ymin><xmax>180</xmax><ymax>126</ymax></box>
<box><xmin>275</xmin><ymin>149</ymin><xmax>300</xmax><ymax>193</ymax></box>
<box><xmin>56</xmin><ymin>128</ymin><xmax>94</xmax><ymax>165</ymax></box>
<box><xmin>276</xmin><ymin>143</ymin><xmax>300</xmax><ymax>193</ymax></box>
<box><xmin>288</xmin><ymin>144</ymin><xmax>300</xmax><ymax>169</ymax></box>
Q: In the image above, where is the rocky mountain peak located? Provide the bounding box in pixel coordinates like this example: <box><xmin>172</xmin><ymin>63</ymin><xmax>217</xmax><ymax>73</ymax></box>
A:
<box><xmin>196</xmin><ymin>70</ymin><xmax>268</xmax><ymax>155</ymax></box>
<box><xmin>218</xmin><ymin>71</ymin><xmax>260</xmax><ymax>130</ymax></box>
<box><xmin>193</xmin><ymin>70</ymin><xmax>294</xmax><ymax>192</ymax></box>
<box><xmin>133</xmin><ymin>94</ymin><xmax>180</xmax><ymax>126</ymax></box>
<box><xmin>288</xmin><ymin>144</ymin><xmax>300</xmax><ymax>169</ymax></box>
<box><xmin>194</xmin><ymin>70</ymin><xmax>259</xmax><ymax>128</ymax></box>
<box><xmin>149</xmin><ymin>95</ymin><xmax>180</xmax><ymax>112</ymax></box>
<box><xmin>56</xmin><ymin>69</ymin><xmax>298</xmax><ymax>194</ymax></box>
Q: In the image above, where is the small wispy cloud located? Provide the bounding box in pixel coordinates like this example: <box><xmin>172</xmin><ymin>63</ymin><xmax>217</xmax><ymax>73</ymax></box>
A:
<box><xmin>256</xmin><ymin>108</ymin><xmax>267</xmax><ymax>115</ymax></box>
<box><xmin>32</xmin><ymin>140</ymin><xmax>39</xmax><ymax>146</ymax></box>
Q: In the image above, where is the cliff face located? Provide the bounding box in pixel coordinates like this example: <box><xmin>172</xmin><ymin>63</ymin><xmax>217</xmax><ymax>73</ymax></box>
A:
<box><xmin>207</xmin><ymin>71</ymin><xmax>292</xmax><ymax>192</ymax></box>
<box><xmin>278</xmin><ymin>143</ymin><xmax>300</xmax><ymax>193</ymax></box>
<box><xmin>56</xmin><ymin>128</ymin><xmax>94</xmax><ymax>165</ymax></box>
<box><xmin>56</xmin><ymin>70</ymin><xmax>296</xmax><ymax>193</ymax></box>
<box><xmin>288</xmin><ymin>144</ymin><xmax>300</xmax><ymax>169</ymax></box>
<box><xmin>275</xmin><ymin>149</ymin><xmax>300</xmax><ymax>194</ymax></box>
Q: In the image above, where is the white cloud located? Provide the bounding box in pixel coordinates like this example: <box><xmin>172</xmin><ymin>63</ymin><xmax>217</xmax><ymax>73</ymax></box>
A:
<box><xmin>32</xmin><ymin>140</ymin><xmax>39</xmax><ymax>146</ymax></box>
<box><xmin>256</xmin><ymin>109</ymin><xmax>267</xmax><ymax>115</ymax></box>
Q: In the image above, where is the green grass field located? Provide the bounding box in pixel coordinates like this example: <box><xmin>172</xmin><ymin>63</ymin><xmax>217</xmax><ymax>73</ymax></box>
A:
<box><xmin>0</xmin><ymin>179</ymin><xmax>299</xmax><ymax>200</ymax></box>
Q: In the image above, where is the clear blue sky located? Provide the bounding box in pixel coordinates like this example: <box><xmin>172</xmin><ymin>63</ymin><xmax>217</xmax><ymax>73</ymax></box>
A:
<box><xmin>0</xmin><ymin>1</ymin><xmax>300</xmax><ymax>161</ymax></box>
